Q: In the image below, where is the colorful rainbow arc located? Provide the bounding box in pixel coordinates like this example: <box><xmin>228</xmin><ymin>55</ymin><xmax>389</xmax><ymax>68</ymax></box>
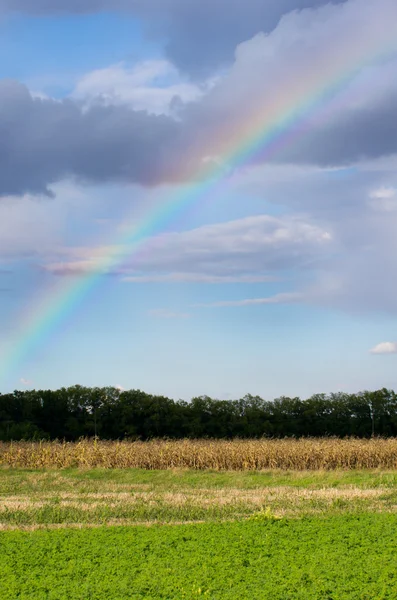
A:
<box><xmin>1</xmin><ymin>21</ymin><xmax>397</xmax><ymax>386</ymax></box>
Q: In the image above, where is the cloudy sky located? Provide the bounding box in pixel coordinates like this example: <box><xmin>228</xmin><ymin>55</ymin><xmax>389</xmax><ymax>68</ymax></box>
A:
<box><xmin>1</xmin><ymin>0</ymin><xmax>397</xmax><ymax>399</ymax></box>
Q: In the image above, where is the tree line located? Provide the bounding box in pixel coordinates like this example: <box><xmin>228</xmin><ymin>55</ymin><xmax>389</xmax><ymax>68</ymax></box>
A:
<box><xmin>0</xmin><ymin>386</ymin><xmax>397</xmax><ymax>441</ymax></box>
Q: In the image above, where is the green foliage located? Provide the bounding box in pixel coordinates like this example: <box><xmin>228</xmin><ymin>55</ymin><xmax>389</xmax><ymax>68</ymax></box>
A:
<box><xmin>1</xmin><ymin>385</ymin><xmax>397</xmax><ymax>440</ymax></box>
<box><xmin>1</xmin><ymin>515</ymin><xmax>397</xmax><ymax>599</ymax></box>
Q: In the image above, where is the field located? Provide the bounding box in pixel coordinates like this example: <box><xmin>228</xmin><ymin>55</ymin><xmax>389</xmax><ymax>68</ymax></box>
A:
<box><xmin>1</xmin><ymin>440</ymin><xmax>397</xmax><ymax>598</ymax></box>
<box><xmin>2</xmin><ymin>515</ymin><xmax>397</xmax><ymax>599</ymax></box>
<box><xmin>1</xmin><ymin>467</ymin><xmax>397</xmax><ymax>527</ymax></box>
<box><xmin>2</xmin><ymin>437</ymin><xmax>397</xmax><ymax>469</ymax></box>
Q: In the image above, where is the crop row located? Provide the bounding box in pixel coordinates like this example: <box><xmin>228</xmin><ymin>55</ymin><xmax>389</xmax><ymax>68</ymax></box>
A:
<box><xmin>2</xmin><ymin>437</ymin><xmax>397</xmax><ymax>469</ymax></box>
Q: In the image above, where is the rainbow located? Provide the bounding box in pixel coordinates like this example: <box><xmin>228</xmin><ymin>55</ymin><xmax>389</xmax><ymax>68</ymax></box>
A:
<box><xmin>1</xmin><ymin>12</ymin><xmax>397</xmax><ymax>387</ymax></box>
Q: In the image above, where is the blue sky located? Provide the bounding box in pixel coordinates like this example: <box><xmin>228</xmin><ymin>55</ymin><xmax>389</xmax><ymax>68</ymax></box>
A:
<box><xmin>1</xmin><ymin>0</ymin><xmax>397</xmax><ymax>399</ymax></box>
<box><xmin>0</xmin><ymin>13</ymin><xmax>155</xmax><ymax>91</ymax></box>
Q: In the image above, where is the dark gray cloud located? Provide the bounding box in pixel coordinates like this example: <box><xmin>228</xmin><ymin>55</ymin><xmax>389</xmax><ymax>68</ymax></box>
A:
<box><xmin>0</xmin><ymin>0</ymin><xmax>344</xmax><ymax>76</ymax></box>
<box><xmin>2</xmin><ymin>76</ymin><xmax>397</xmax><ymax>198</ymax></box>
<box><xmin>279</xmin><ymin>96</ymin><xmax>397</xmax><ymax>168</ymax></box>
<box><xmin>0</xmin><ymin>80</ymin><xmax>183</xmax><ymax>197</ymax></box>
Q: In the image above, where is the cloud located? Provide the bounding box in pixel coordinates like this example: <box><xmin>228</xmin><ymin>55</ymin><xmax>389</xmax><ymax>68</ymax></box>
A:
<box><xmin>370</xmin><ymin>342</ymin><xmax>397</xmax><ymax>355</ymax></box>
<box><xmin>370</xmin><ymin>187</ymin><xmax>397</xmax><ymax>200</ymax></box>
<box><xmin>368</xmin><ymin>186</ymin><xmax>397</xmax><ymax>212</ymax></box>
<box><xmin>1</xmin><ymin>0</ymin><xmax>397</xmax><ymax>198</ymax></box>
<box><xmin>301</xmin><ymin>197</ymin><xmax>397</xmax><ymax>314</ymax></box>
<box><xmin>194</xmin><ymin>292</ymin><xmax>302</xmax><ymax>308</ymax></box>
<box><xmin>207</xmin><ymin>157</ymin><xmax>397</xmax><ymax>316</ymax></box>
<box><xmin>280</xmin><ymin>92</ymin><xmax>397</xmax><ymax>167</ymax></box>
<box><xmin>123</xmin><ymin>273</ymin><xmax>276</xmax><ymax>284</ymax></box>
<box><xmin>0</xmin><ymin>193</ymin><xmax>62</xmax><ymax>259</ymax></box>
<box><xmin>183</xmin><ymin>0</ymin><xmax>397</xmax><ymax>170</ymax></box>
<box><xmin>130</xmin><ymin>214</ymin><xmax>332</xmax><ymax>277</ymax></box>
<box><xmin>0</xmin><ymin>0</ymin><xmax>343</xmax><ymax>75</ymax></box>
<box><xmin>0</xmin><ymin>79</ymin><xmax>183</xmax><ymax>197</ymax></box>
<box><xmin>72</xmin><ymin>60</ymin><xmax>206</xmax><ymax>116</ymax></box>
<box><xmin>20</xmin><ymin>377</ymin><xmax>33</xmax><ymax>386</ymax></box>
<box><xmin>39</xmin><ymin>260</ymin><xmax>118</xmax><ymax>277</ymax></box>
<box><xmin>5</xmin><ymin>156</ymin><xmax>397</xmax><ymax>318</ymax></box>
<box><xmin>0</xmin><ymin>182</ymin><xmax>100</xmax><ymax>262</ymax></box>
<box><xmin>1</xmin><ymin>0</ymin><xmax>397</xmax><ymax>326</ymax></box>
<box><xmin>41</xmin><ymin>213</ymin><xmax>333</xmax><ymax>281</ymax></box>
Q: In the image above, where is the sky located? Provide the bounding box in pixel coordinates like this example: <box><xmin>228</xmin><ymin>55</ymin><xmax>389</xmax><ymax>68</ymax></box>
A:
<box><xmin>1</xmin><ymin>0</ymin><xmax>397</xmax><ymax>400</ymax></box>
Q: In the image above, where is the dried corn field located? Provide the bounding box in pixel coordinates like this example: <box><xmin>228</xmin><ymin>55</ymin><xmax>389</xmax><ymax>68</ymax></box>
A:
<box><xmin>2</xmin><ymin>438</ymin><xmax>397</xmax><ymax>470</ymax></box>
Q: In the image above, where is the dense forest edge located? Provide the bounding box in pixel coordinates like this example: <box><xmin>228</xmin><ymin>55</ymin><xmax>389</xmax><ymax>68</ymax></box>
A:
<box><xmin>1</xmin><ymin>386</ymin><xmax>397</xmax><ymax>440</ymax></box>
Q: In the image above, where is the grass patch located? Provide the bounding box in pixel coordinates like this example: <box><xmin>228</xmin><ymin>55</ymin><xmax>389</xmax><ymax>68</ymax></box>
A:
<box><xmin>3</xmin><ymin>467</ymin><xmax>397</xmax><ymax>491</ymax></box>
<box><xmin>1</xmin><ymin>514</ymin><xmax>397</xmax><ymax>599</ymax></box>
<box><xmin>1</xmin><ymin>469</ymin><xmax>397</xmax><ymax>527</ymax></box>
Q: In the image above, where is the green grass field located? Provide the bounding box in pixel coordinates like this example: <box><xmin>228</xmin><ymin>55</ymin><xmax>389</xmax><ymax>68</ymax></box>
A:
<box><xmin>1</xmin><ymin>469</ymin><xmax>397</xmax><ymax>598</ymax></box>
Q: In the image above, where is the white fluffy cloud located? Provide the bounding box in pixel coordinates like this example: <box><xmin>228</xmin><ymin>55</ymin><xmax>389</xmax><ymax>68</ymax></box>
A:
<box><xmin>370</xmin><ymin>342</ymin><xmax>397</xmax><ymax>355</ymax></box>
<box><xmin>72</xmin><ymin>60</ymin><xmax>207</xmax><ymax>116</ymax></box>
<box><xmin>41</xmin><ymin>213</ymin><xmax>333</xmax><ymax>281</ymax></box>
<box><xmin>368</xmin><ymin>186</ymin><xmax>397</xmax><ymax>212</ymax></box>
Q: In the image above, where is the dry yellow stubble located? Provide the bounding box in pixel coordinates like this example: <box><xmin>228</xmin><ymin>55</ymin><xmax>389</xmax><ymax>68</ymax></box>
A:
<box><xmin>1</xmin><ymin>438</ymin><xmax>397</xmax><ymax>470</ymax></box>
